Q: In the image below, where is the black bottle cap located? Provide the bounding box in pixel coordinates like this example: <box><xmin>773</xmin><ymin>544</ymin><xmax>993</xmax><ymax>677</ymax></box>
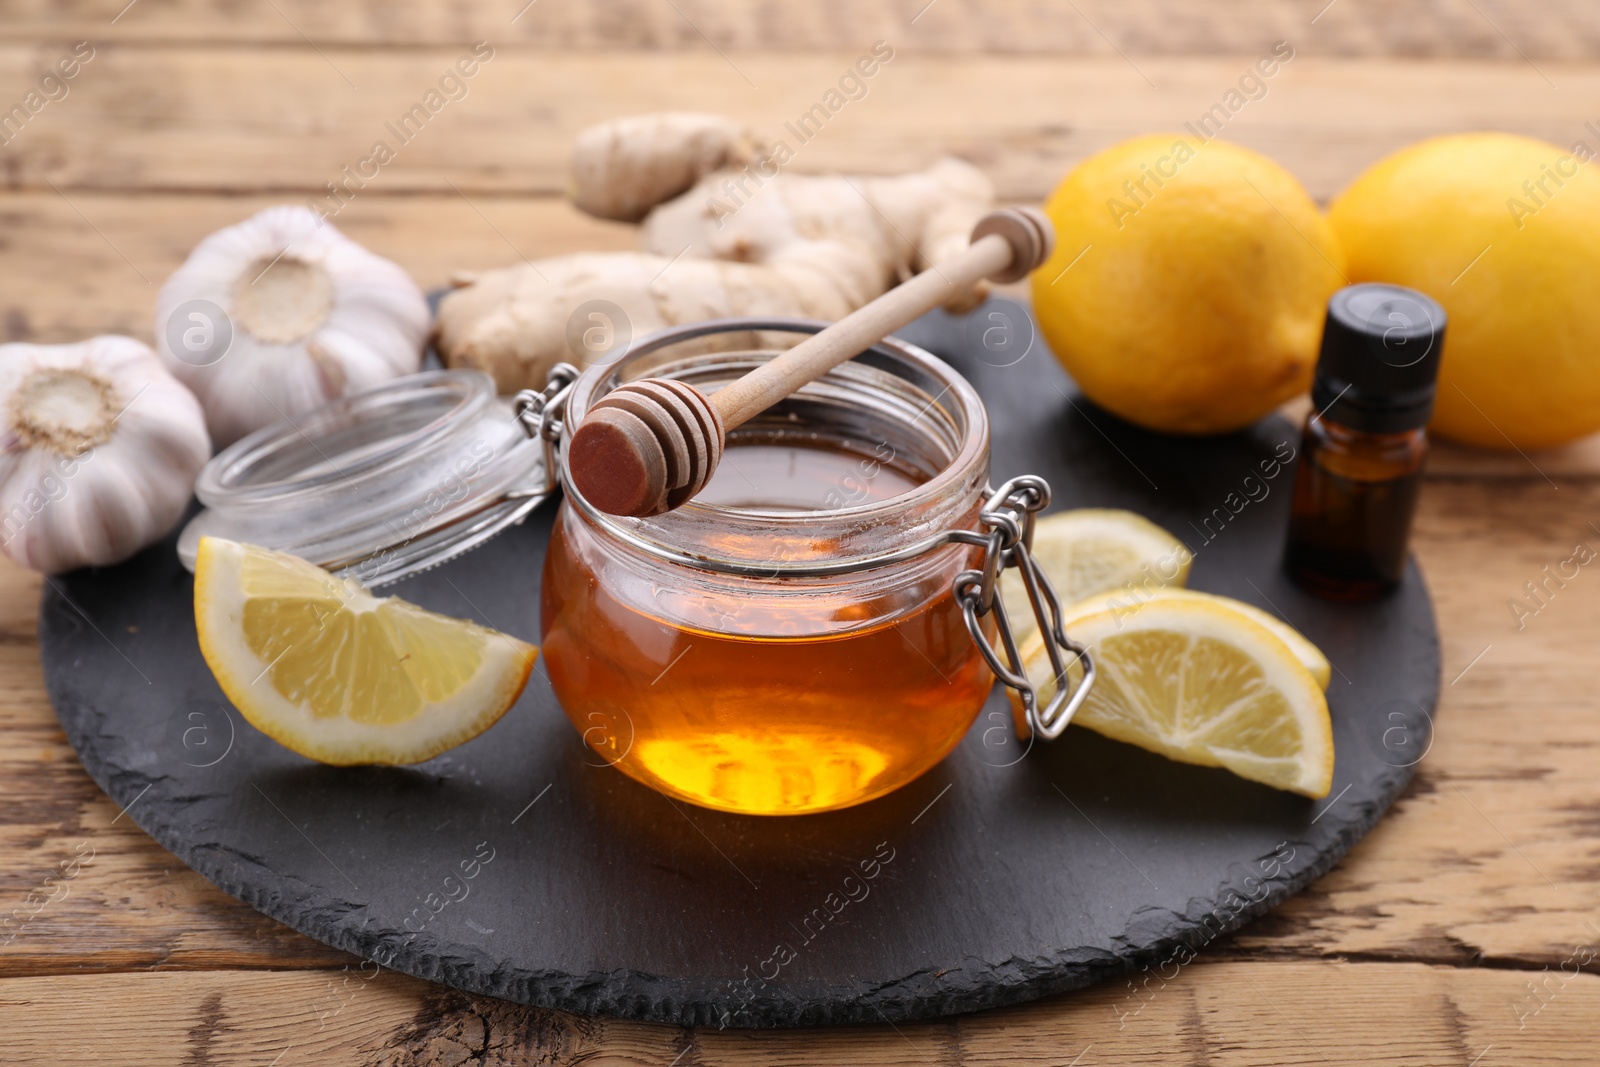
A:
<box><xmin>1311</xmin><ymin>283</ymin><xmax>1446</xmax><ymax>434</ymax></box>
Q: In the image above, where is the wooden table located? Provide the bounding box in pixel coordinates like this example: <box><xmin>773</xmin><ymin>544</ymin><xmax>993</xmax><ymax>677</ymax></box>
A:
<box><xmin>5</xmin><ymin>2</ymin><xmax>1599</xmax><ymax>1062</ymax></box>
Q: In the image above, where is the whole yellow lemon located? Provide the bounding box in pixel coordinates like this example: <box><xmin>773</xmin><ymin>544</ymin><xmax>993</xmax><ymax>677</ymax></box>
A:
<box><xmin>1032</xmin><ymin>134</ymin><xmax>1345</xmax><ymax>435</ymax></box>
<box><xmin>1329</xmin><ymin>132</ymin><xmax>1600</xmax><ymax>451</ymax></box>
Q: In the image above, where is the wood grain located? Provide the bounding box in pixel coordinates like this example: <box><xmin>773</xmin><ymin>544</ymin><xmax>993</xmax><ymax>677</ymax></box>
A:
<box><xmin>2</xmin><ymin>0</ymin><xmax>1598</xmax><ymax>60</ymax></box>
<box><xmin>0</xmin><ymin>49</ymin><xmax>1592</xmax><ymax>201</ymax></box>
<box><xmin>6</xmin><ymin>4</ymin><xmax>1600</xmax><ymax>1058</ymax></box>
<box><xmin>5</xmin><ymin>959</ymin><xmax>1596</xmax><ymax>1065</ymax></box>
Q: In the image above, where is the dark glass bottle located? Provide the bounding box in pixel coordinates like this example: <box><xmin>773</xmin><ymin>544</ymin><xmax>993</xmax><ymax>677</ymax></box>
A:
<box><xmin>1285</xmin><ymin>283</ymin><xmax>1447</xmax><ymax>601</ymax></box>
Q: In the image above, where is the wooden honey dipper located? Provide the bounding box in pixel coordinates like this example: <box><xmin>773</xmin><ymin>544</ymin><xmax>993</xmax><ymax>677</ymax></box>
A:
<box><xmin>568</xmin><ymin>207</ymin><xmax>1054</xmax><ymax>517</ymax></box>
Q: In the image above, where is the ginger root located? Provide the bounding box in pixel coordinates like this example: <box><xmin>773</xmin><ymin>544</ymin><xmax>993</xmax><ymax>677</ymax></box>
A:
<box><xmin>435</xmin><ymin>112</ymin><xmax>995</xmax><ymax>394</ymax></box>
<box><xmin>568</xmin><ymin>112</ymin><xmax>770</xmax><ymax>223</ymax></box>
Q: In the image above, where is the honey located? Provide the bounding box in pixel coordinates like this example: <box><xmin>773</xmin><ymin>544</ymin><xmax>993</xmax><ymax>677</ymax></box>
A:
<box><xmin>539</xmin><ymin>322</ymin><xmax>1003</xmax><ymax>816</ymax></box>
<box><xmin>542</xmin><ymin>440</ymin><xmax>991</xmax><ymax>815</ymax></box>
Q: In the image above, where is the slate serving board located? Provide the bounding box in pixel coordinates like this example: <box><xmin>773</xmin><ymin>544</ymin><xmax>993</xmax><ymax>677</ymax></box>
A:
<box><xmin>41</xmin><ymin>299</ymin><xmax>1439</xmax><ymax>1028</ymax></box>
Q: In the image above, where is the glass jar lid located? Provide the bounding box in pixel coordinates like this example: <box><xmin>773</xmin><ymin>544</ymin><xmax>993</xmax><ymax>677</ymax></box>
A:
<box><xmin>177</xmin><ymin>369</ymin><xmax>550</xmax><ymax>585</ymax></box>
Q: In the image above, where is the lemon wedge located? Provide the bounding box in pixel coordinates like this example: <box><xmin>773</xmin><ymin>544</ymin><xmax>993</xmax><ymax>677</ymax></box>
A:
<box><xmin>1001</xmin><ymin>509</ymin><xmax>1191</xmax><ymax>643</ymax></box>
<box><xmin>1053</xmin><ymin>587</ymin><xmax>1331</xmax><ymax>689</ymax></box>
<box><xmin>194</xmin><ymin>537</ymin><xmax>537</xmax><ymax>765</ymax></box>
<box><xmin>1026</xmin><ymin>598</ymin><xmax>1333</xmax><ymax>797</ymax></box>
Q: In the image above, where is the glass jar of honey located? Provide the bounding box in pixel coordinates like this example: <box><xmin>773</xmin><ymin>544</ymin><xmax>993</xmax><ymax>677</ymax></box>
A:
<box><xmin>531</xmin><ymin>319</ymin><xmax>1092</xmax><ymax>816</ymax></box>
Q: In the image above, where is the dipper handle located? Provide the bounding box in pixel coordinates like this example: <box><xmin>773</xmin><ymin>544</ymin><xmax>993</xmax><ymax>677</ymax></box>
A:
<box><xmin>570</xmin><ymin>208</ymin><xmax>1054</xmax><ymax>517</ymax></box>
<box><xmin>709</xmin><ymin>208</ymin><xmax>1052</xmax><ymax>428</ymax></box>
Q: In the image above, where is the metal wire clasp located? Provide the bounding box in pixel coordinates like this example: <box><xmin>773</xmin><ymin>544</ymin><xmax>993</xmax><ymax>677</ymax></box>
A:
<box><xmin>513</xmin><ymin>363</ymin><xmax>579</xmax><ymax>442</ymax></box>
<box><xmin>954</xmin><ymin>476</ymin><xmax>1096</xmax><ymax>741</ymax></box>
<box><xmin>512</xmin><ymin>363</ymin><xmax>580</xmax><ymax>496</ymax></box>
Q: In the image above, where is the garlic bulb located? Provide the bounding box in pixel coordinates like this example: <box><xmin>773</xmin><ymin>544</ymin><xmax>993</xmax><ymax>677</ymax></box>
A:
<box><xmin>155</xmin><ymin>205</ymin><xmax>430</xmax><ymax>447</ymax></box>
<box><xmin>0</xmin><ymin>336</ymin><xmax>210</xmax><ymax>573</ymax></box>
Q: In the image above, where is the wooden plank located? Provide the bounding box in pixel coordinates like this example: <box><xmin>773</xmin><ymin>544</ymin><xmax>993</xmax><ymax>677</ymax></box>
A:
<box><xmin>956</xmin><ymin>959</ymin><xmax>1597</xmax><ymax>1067</ymax></box>
<box><xmin>0</xmin><ymin>50</ymin><xmax>1593</xmax><ymax>201</ymax></box>
<box><xmin>4</xmin><ymin>959</ymin><xmax>1594</xmax><ymax>1064</ymax></box>
<box><xmin>3</xmin><ymin>0</ymin><xmax>1600</xmax><ymax>60</ymax></box>
<box><xmin>4</xmin><ymin>477</ymin><xmax>1599</xmax><ymax>979</ymax></box>
<box><xmin>0</xmin><ymin>7</ymin><xmax>1590</xmax><ymax>1056</ymax></box>
<box><xmin>0</xmin><ymin>566</ymin><xmax>39</xmax><ymax>640</ymax></box>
